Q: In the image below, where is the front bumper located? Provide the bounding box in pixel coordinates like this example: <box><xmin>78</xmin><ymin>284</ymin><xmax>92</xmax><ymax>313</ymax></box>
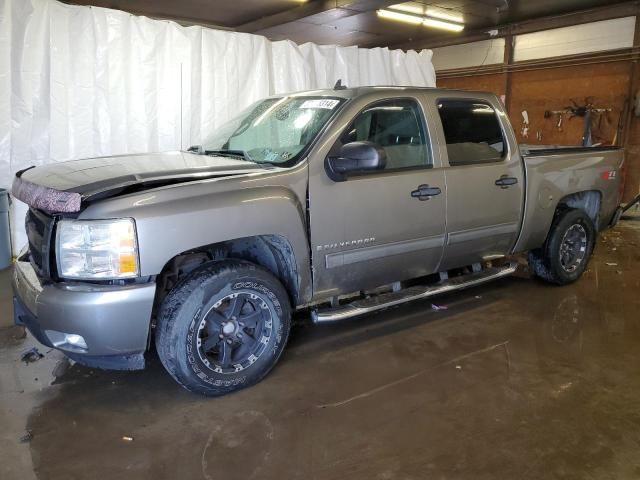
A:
<box><xmin>12</xmin><ymin>254</ymin><xmax>156</xmax><ymax>369</ymax></box>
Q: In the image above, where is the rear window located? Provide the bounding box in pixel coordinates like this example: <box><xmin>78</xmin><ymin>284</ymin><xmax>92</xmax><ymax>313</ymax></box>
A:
<box><xmin>437</xmin><ymin>100</ymin><xmax>506</xmax><ymax>166</ymax></box>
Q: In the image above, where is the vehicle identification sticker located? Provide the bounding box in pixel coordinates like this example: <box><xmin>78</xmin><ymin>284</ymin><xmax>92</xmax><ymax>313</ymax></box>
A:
<box><xmin>301</xmin><ymin>99</ymin><xmax>340</xmax><ymax>110</ymax></box>
<box><xmin>264</xmin><ymin>150</ymin><xmax>280</xmax><ymax>162</ymax></box>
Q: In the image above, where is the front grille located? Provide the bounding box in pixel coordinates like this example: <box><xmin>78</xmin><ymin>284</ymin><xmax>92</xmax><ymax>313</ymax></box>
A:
<box><xmin>25</xmin><ymin>208</ymin><xmax>55</xmax><ymax>277</ymax></box>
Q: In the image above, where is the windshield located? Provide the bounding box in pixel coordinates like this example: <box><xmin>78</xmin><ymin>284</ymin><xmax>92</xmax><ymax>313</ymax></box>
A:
<box><xmin>200</xmin><ymin>96</ymin><xmax>344</xmax><ymax>164</ymax></box>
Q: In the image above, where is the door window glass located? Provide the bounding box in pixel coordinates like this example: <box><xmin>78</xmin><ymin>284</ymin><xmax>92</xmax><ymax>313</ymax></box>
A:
<box><xmin>340</xmin><ymin>99</ymin><xmax>431</xmax><ymax>170</ymax></box>
<box><xmin>437</xmin><ymin>100</ymin><xmax>506</xmax><ymax>166</ymax></box>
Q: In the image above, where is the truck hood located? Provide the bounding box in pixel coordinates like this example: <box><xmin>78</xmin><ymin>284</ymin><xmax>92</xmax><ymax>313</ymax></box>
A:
<box><xmin>12</xmin><ymin>151</ymin><xmax>272</xmax><ymax>213</ymax></box>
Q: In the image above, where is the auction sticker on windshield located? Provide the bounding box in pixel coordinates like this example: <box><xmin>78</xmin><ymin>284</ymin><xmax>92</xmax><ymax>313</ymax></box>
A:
<box><xmin>301</xmin><ymin>99</ymin><xmax>340</xmax><ymax>110</ymax></box>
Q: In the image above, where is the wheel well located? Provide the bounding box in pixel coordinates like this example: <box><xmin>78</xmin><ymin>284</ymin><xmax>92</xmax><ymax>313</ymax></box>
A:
<box><xmin>556</xmin><ymin>190</ymin><xmax>602</xmax><ymax>230</ymax></box>
<box><xmin>154</xmin><ymin>235</ymin><xmax>300</xmax><ymax>309</ymax></box>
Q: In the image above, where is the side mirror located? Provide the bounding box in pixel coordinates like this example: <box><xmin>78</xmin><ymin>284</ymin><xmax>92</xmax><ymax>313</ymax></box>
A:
<box><xmin>325</xmin><ymin>141</ymin><xmax>386</xmax><ymax>182</ymax></box>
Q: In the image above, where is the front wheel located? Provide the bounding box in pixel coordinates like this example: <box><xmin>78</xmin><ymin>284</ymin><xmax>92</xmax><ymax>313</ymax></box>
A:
<box><xmin>155</xmin><ymin>260</ymin><xmax>291</xmax><ymax>396</ymax></box>
<box><xmin>528</xmin><ymin>208</ymin><xmax>596</xmax><ymax>285</ymax></box>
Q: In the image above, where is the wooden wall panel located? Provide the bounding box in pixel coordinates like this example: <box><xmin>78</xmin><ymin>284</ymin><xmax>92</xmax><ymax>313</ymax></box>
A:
<box><xmin>436</xmin><ymin>73</ymin><xmax>507</xmax><ymax>98</ymax></box>
<box><xmin>508</xmin><ymin>62</ymin><xmax>630</xmax><ymax>146</ymax></box>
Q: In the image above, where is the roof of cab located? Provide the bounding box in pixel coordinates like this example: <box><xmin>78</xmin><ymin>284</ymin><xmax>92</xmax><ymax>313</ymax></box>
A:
<box><xmin>281</xmin><ymin>85</ymin><xmax>497</xmax><ymax>100</ymax></box>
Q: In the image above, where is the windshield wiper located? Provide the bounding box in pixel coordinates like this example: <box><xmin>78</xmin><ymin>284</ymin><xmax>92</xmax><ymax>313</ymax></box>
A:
<box><xmin>204</xmin><ymin>149</ymin><xmax>255</xmax><ymax>162</ymax></box>
<box><xmin>186</xmin><ymin>146</ymin><xmax>277</xmax><ymax>166</ymax></box>
<box><xmin>186</xmin><ymin>146</ymin><xmax>252</xmax><ymax>161</ymax></box>
<box><xmin>187</xmin><ymin>145</ymin><xmax>205</xmax><ymax>154</ymax></box>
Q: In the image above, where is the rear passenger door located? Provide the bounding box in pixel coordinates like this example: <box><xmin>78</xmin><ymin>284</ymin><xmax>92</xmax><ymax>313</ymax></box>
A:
<box><xmin>434</xmin><ymin>98</ymin><xmax>524</xmax><ymax>270</ymax></box>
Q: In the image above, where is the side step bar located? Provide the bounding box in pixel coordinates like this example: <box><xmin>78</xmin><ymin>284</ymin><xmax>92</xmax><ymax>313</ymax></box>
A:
<box><xmin>312</xmin><ymin>262</ymin><xmax>518</xmax><ymax>323</ymax></box>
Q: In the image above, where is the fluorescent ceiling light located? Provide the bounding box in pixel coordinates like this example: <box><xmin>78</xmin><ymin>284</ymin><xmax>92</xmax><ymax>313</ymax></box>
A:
<box><xmin>377</xmin><ymin>9</ymin><xmax>464</xmax><ymax>32</ymax></box>
<box><xmin>423</xmin><ymin>17</ymin><xmax>464</xmax><ymax>32</ymax></box>
<box><xmin>377</xmin><ymin>9</ymin><xmax>423</xmax><ymax>25</ymax></box>
<box><xmin>426</xmin><ymin>7</ymin><xmax>464</xmax><ymax>24</ymax></box>
<box><xmin>388</xmin><ymin>3</ymin><xmax>425</xmax><ymax>16</ymax></box>
<box><xmin>388</xmin><ymin>3</ymin><xmax>464</xmax><ymax>24</ymax></box>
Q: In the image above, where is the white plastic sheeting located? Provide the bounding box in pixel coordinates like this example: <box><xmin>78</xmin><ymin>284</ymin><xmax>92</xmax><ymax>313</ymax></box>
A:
<box><xmin>0</xmin><ymin>0</ymin><xmax>436</xmax><ymax>253</ymax></box>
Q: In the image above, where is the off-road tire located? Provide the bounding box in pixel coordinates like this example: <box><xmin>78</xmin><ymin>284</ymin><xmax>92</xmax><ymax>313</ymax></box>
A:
<box><xmin>155</xmin><ymin>260</ymin><xmax>291</xmax><ymax>396</ymax></box>
<box><xmin>528</xmin><ymin>208</ymin><xmax>596</xmax><ymax>285</ymax></box>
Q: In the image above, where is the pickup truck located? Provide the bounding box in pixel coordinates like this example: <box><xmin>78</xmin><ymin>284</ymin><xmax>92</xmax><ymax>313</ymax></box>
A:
<box><xmin>11</xmin><ymin>86</ymin><xmax>624</xmax><ymax>396</ymax></box>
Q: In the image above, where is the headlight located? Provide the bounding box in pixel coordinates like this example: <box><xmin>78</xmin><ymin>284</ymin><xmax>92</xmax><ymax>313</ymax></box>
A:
<box><xmin>56</xmin><ymin>218</ymin><xmax>139</xmax><ymax>279</ymax></box>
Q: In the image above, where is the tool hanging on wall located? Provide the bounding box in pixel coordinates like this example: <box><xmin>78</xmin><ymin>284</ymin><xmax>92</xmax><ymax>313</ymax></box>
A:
<box><xmin>544</xmin><ymin>110</ymin><xmax>564</xmax><ymax>132</ymax></box>
<box><xmin>521</xmin><ymin>110</ymin><xmax>529</xmax><ymax>138</ymax></box>
<box><xmin>545</xmin><ymin>98</ymin><xmax>612</xmax><ymax>146</ymax></box>
<box><xmin>566</xmin><ymin>98</ymin><xmax>611</xmax><ymax>146</ymax></box>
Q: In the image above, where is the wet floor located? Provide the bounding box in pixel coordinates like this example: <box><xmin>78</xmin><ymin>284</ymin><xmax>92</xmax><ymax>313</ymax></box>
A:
<box><xmin>1</xmin><ymin>215</ymin><xmax>639</xmax><ymax>480</ymax></box>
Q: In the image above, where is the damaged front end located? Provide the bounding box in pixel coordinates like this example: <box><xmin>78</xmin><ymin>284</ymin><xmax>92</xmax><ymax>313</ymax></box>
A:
<box><xmin>10</xmin><ymin>168</ymin><xmax>157</xmax><ymax>371</ymax></box>
<box><xmin>12</xmin><ymin>167</ymin><xmax>82</xmax><ymax>213</ymax></box>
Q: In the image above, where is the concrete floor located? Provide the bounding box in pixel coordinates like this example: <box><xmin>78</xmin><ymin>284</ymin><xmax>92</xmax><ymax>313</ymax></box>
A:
<box><xmin>1</xmin><ymin>215</ymin><xmax>639</xmax><ymax>480</ymax></box>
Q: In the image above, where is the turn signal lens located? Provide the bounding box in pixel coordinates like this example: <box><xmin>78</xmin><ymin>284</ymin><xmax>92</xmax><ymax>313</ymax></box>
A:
<box><xmin>118</xmin><ymin>254</ymin><xmax>138</xmax><ymax>275</ymax></box>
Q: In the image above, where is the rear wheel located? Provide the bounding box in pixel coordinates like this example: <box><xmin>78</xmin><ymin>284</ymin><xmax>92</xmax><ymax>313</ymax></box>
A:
<box><xmin>155</xmin><ymin>260</ymin><xmax>291</xmax><ymax>396</ymax></box>
<box><xmin>528</xmin><ymin>208</ymin><xmax>596</xmax><ymax>285</ymax></box>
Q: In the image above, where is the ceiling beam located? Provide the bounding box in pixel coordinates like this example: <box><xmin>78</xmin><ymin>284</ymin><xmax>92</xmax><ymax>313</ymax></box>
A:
<box><xmin>510</xmin><ymin>0</ymin><xmax>640</xmax><ymax>35</ymax></box>
<box><xmin>236</xmin><ymin>0</ymin><xmax>396</xmax><ymax>33</ymax></box>
<box><xmin>391</xmin><ymin>0</ymin><xmax>640</xmax><ymax>51</ymax></box>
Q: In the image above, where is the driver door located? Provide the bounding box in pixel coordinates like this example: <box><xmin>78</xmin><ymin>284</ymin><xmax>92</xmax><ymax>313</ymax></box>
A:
<box><xmin>308</xmin><ymin>96</ymin><xmax>447</xmax><ymax>299</ymax></box>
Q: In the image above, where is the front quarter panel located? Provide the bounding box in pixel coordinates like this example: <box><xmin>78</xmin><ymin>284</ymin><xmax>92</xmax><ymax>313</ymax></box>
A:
<box><xmin>79</xmin><ymin>166</ymin><xmax>312</xmax><ymax>302</ymax></box>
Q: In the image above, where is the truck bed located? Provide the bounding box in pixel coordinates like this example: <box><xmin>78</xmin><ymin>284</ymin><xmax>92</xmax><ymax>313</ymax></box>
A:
<box><xmin>513</xmin><ymin>145</ymin><xmax>624</xmax><ymax>254</ymax></box>
<box><xmin>520</xmin><ymin>144</ymin><xmax>622</xmax><ymax>157</ymax></box>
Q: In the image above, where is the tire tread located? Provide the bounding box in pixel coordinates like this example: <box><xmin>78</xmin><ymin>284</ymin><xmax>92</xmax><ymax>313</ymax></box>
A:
<box><xmin>155</xmin><ymin>260</ymin><xmax>291</xmax><ymax>396</ymax></box>
<box><xmin>528</xmin><ymin>208</ymin><xmax>596</xmax><ymax>285</ymax></box>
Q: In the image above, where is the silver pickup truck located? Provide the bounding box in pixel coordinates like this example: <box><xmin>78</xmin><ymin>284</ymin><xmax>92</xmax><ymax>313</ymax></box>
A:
<box><xmin>11</xmin><ymin>86</ymin><xmax>624</xmax><ymax>396</ymax></box>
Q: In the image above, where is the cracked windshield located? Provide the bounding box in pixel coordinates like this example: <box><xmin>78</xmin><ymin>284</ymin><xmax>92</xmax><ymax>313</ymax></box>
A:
<box><xmin>202</xmin><ymin>96</ymin><xmax>344</xmax><ymax>164</ymax></box>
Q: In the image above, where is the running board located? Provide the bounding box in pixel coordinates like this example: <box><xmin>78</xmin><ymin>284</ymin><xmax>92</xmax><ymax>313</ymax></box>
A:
<box><xmin>312</xmin><ymin>262</ymin><xmax>518</xmax><ymax>323</ymax></box>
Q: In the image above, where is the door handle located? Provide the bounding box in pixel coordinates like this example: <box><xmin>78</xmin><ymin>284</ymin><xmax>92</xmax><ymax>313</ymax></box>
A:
<box><xmin>411</xmin><ymin>184</ymin><xmax>442</xmax><ymax>201</ymax></box>
<box><xmin>495</xmin><ymin>175</ymin><xmax>518</xmax><ymax>189</ymax></box>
